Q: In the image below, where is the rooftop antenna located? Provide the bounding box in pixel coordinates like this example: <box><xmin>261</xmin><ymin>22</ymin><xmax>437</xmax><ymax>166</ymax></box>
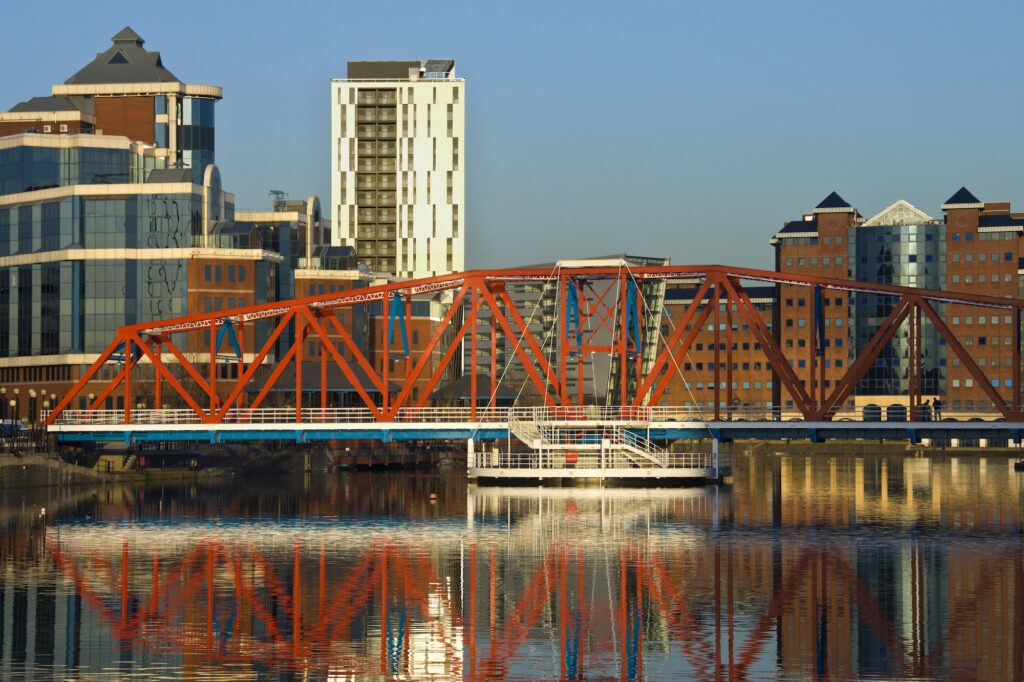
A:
<box><xmin>269</xmin><ymin>189</ymin><xmax>288</xmax><ymax>210</ymax></box>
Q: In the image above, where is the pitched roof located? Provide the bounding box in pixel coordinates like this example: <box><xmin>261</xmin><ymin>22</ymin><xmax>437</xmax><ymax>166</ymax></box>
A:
<box><xmin>942</xmin><ymin>187</ymin><xmax>982</xmax><ymax>209</ymax></box>
<box><xmin>862</xmin><ymin>200</ymin><xmax>936</xmax><ymax>227</ymax></box>
<box><xmin>112</xmin><ymin>26</ymin><xmax>144</xmax><ymax>44</ymax></box>
<box><xmin>8</xmin><ymin>96</ymin><xmax>84</xmax><ymax>113</ymax></box>
<box><xmin>64</xmin><ymin>27</ymin><xmax>179</xmax><ymax>85</ymax></box>
<box><xmin>814</xmin><ymin>191</ymin><xmax>853</xmax><ymax>211</ymax></box>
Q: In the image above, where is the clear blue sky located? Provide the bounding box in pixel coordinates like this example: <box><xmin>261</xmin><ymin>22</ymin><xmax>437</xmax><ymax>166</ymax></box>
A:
<box><xmin>2</xmin><ymin>0</ymin><xmax>1022</xmax><ymax>270</ymax></box>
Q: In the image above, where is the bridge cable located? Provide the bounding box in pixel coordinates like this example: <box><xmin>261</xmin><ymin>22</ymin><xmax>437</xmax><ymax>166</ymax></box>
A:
<box><xmin>484</xmin><ymin>263</ymin><xmax>561</xmax><ymax>410</ymax></box>
<box><xmin>624</xmin><ymin>264</ymin><xmax>715</xmax><ymax>438</ymax></box>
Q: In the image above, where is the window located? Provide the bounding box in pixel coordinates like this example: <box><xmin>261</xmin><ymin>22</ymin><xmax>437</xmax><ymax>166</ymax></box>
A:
<box><xmin>952</xmin><ymin>232</ymin><xmax>960</xmax><ymax>241</ymax></box>
<box><xmin>215</xmin><ymin>265</ymin><xmax>222</xmax><ymax>281</ymax></box>
<box><xmin>239</xmin><ymin>266</ymin><xmax>246</xmax><ymax>282</ymax></box>
<box><xmin>204</xmin><ymin>264</ymin><xmax>212</xmax><ymax>281</ymax></box>
<box><xmin>966</xmin><ymin>233</ymin><xmax>974</xmax><ymax>241</ymax></box>
<box><xmin>228</xmin><ymin>265</ymin><xmax>236</xmax><ymax>282</ymax></box>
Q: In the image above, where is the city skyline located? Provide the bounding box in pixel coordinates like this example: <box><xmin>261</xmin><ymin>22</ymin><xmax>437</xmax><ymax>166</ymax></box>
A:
<box><xmin>1</xmin><ymin>1</ymin><xmax>1022</xmax><ymax>271</ymax></box>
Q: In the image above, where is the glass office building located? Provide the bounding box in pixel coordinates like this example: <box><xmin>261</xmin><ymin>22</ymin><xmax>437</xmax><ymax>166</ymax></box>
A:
<box><xmin>848</xmin><ymin>201</ymin><xmax>946</xmax><ymax>395</ymax></box>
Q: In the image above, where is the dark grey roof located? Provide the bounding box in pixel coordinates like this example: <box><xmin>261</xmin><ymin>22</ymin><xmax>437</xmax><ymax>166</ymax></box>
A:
<box><xmin>943</xmin><ymin>187</ymin><xmax>981</xmax><ymax>206</ymax></box>
<box><xmin>979</xmin><ymin>214</ymin><xmax>1024</xmax><ymax>228</ymax></box>
<box><xmin>8</xmin><ymin>96</ymin><xmax>83</xmax><ymax>113</ymax></box>
<box><xmin>145</xmin><ymin>168</ymin><xmax>192</xmax><ymax>183</ymax></box>
<box><xmin>777</xmin><ymin>218</ymin><xmax>818</xmax><ymax>234</ymax></box>
<box><xmin>347</xmin><ymin>61</ymin><xmax>421</xmax><ymax>79</ymax></box>
<box><xmin>815</xmin><ymin>191</ymin><xmax>852</xmax><ymax>210</ymax></box>
<box><xmin>112</xmin><ymin>26</ymin><xmax>144</xmax><ymax>44</ymax></box>
<box><xmin>65</xmin><ymin>27</ymin><xmax>179</xmax><ymax>85</ymax></box>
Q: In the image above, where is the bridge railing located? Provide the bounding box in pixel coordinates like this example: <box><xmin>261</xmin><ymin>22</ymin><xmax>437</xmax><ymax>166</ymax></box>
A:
<box><xmin>470</xmin><ymin>449</ymin><xmax>715</xmax><ymax>470</ymax></box>
<box><xmin>42</xmin><ymin>405</ymin><xmax>1015</xmax><ymax>427</ymax></box>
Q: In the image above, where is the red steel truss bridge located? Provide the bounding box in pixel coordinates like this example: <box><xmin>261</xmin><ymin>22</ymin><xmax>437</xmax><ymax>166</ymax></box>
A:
<box><xmin>44</xmin><ymin>262</ymin><xmax>1024</xmax><ymax>446</ymax></box>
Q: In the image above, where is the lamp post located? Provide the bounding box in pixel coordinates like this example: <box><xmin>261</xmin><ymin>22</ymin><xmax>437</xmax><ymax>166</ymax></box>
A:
<box><xmin>28</xmin><ymin>390</ymin><xmax>37</xmax><ymax>449</ymax></box>
<box><xmin>0</xmin><ymin>387</ymin><xmax>6</xmax><ymax>423</ymax></box>
<box><xmin>41</xmin><ymin>400</ymin><xmax>50</xmax><ymax>453</ymax></box>
<box><xmin>13</xmin><ymin>388</ymin><xmax>20</xmax><ymax>424</ymax></box>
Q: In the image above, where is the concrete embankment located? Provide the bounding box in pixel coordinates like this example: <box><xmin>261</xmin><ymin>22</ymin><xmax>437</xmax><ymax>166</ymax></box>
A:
<box><xmin>0</xmin><ymin>454</ymin><xmax>235</xmax><ymax>489</ymax></box>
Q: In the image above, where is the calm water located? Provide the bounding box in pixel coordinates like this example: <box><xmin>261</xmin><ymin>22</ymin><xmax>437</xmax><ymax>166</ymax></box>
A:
<box><xmin>1</xmin><ymin>451</ymin><xmax>1023</xmax><ymax>680</ymax></box>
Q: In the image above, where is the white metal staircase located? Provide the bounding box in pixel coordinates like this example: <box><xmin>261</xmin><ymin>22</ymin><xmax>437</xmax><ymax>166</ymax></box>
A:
<box><xmin>508</xmin><ymin>409</ymin><xmax>669</xmax><ymax>469</ymax></box>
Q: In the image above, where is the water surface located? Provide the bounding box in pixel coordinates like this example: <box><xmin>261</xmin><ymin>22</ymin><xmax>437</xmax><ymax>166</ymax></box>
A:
<box><xmin>1</xmin><ymin>451</ymin><xmax>1022</xmax><ymax>680</ymax></box>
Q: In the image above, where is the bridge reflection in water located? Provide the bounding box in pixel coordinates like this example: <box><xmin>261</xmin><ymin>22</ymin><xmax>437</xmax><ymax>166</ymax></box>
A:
<box><xmin>1</xmin><ymin>453</ymin><xmax>1023</xmax><ymax>680</ymax></box>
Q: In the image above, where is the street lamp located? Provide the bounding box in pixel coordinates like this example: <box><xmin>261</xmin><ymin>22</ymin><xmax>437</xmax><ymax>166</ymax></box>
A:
<box><xmin>1</xmin><ymin>387</ymin><xmax>6</xmax><ymax>422</ymax></box>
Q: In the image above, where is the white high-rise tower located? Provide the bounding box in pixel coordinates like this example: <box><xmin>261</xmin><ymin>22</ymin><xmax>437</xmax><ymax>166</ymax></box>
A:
<box><xmin>331</xmin><ymin>60</ymin><xmax>465</xmax><ymax>278</ymax></box>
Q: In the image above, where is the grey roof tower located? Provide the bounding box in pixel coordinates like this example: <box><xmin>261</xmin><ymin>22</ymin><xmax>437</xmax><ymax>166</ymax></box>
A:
<box><xmin>942</xmin><ymin>187</ymin><xmax>983</xmax><ymax>209</ymax></box>
<box><xmin>64</xmin><ymin>27</ymin><xmax>179</xmax><ymax>85</ymax></box>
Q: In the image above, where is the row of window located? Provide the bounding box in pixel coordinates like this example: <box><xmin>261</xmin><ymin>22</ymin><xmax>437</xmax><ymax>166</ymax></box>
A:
<box><xmin>202</xmin><ymin>297</ymin><xmax>246</xmax><ymax>312</ymax></box>
<box><xmin>684</xmin><ymin>361</ymin><xmax>768</xmax><ymax>372</ymax></box>
<box><xmin>791</xmin><ymin>358</ymin><xmax>845</xmax><ymax>369</ymax></box>
<box><xmin>784</xmin><ymin>318</ymin><xmax>844</xmax><ymax>329</ymax></box>
<box><xmin>203</xmin><ymin>264</ymin><xmax>247</xmax><ymax>283</ymax></box>
<box><xmin>0</xmin><ymin>364</ymin><xmax>74</xmax><ymax>384</ymax></box>
<box><xmin>950</xmin><ymin>378</ymin><xmax>1014</xmax><ymax>388</ymax></box>
<box><xmin>687</xmin><ymin>382</ymin><xmax>775</xmax><ymax>390</ymax></box>
<box><xmin>785</xmin><ymin>338</ymin><xmax>844</xmax><ymax>349</ymax></box>
<box><xmin>693</xmin><ymin>342</ymin><xmax>763</xmax><ymax>351</ymax></box>
<box><xmin>949</xmin><ymin>251</ymin><xmax>1014</xmax><ymax>263</ymax></box>
<box><xmin>950</xmin><ymin>273</ymin><xmax>1015</xmax><ymax>284</ymax></box>
<box><xmin>784</xmin><ymin>256</ymin><xmax>845</xmax><ymax>267</ymax></box>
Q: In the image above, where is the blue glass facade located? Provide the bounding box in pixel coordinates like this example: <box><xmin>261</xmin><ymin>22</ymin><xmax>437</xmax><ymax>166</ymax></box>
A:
<box><xmin>849</xmin><ymin>223</ymin><xmax>946</xmax><ymax>395</ymax></box>
<box><xmin>0</xmin><ymin>193</ymin><xmax>201</xmax><ymax>255</ymax></box>
<box><xmin>0</xmin><ymin>255</ymin><xmax>192</xmax><ymax>356</ymax></box>
<box><xmin>0</xmin><ymin>147</ymin><xmax>132</xmax><ymax>194</ymax></box>
<box><xmin>178</xmin><ymin>97</ymin><xmax>215</xmax><ymax>183</ymax></box>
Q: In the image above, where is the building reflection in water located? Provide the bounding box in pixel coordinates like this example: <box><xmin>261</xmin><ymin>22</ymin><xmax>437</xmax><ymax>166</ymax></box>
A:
<box><xmin>0</xmin><ymin>453</ymin><xmax>1022</xmax><ymax>680</ymax></box>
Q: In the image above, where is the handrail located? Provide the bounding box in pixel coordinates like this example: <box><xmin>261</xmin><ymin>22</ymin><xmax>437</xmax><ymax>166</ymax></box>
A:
<box><xmin>42</xmin><ymin>404</ymin><xmax>1016</xmax><ymax>427</ymax></box>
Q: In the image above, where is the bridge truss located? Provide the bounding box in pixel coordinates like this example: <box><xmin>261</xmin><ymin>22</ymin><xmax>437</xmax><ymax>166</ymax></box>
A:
<box><xmin>45</xmin><ymin>263</ymin><xmax>1024</xmax><ymax>427</ymax></box>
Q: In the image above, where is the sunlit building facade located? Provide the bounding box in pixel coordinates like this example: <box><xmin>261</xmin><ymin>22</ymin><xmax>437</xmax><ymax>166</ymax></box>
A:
<box><xmin>331</xmin><ymin>60</ymin><xmax>465</xmax><ymax>277</ymax></box>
